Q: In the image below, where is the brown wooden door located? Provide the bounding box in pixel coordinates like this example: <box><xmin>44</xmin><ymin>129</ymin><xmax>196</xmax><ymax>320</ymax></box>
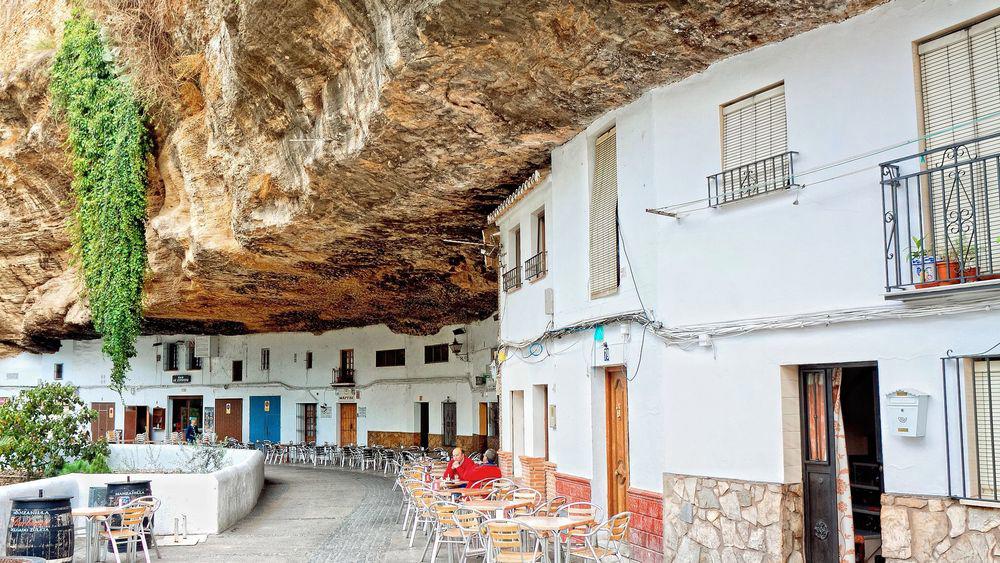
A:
<box><xmin>91</xmin><ymin>402</ymin><xmax>115</xmax><ymax>441</ymax></box>
<box><xmin>606</xmin><ymin>368</ymin><xmax>630</xmax><ymax>514</ymax></box>
<box><xmin>304</xmin><ymin>403</ymin><xmax>317</xmax><ymax>443</ymax></box>
<box><xmin>124</xmin><ymin>406</ymin><xmax>138</xmax><ymax>442</ymax></box>
<box><xmin>215</xmin><ymin>399</ymin><xmax>243</xmax><ymax>442</ymax></box>
<box><xmin>800</xmin><ymin>368</ymin><xmax>839</xmax><ymax>561</ymax></box>
<box><xmin>339</xmin><ymin>403</ymin><xmax>357</xmax><ymax>445</ymax></box>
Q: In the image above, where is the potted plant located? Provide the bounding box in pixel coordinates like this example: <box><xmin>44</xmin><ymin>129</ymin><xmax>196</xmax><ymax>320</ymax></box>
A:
<box><xmin>910</xmin><ymin>237</ymin><xmax>939</xmax><ymax>288</ymax></box>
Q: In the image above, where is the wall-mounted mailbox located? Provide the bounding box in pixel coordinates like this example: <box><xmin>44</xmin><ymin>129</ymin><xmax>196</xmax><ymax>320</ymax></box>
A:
<box><xmin>885</xmin><ymin>389</ymin><xmax>929</xmax><ymax>437</ymax></box>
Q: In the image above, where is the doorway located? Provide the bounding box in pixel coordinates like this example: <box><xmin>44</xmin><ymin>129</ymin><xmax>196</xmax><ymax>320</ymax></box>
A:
<box><xmin>416</xmin><ymin>402</ymin><xmax>429</xmax><ymax>448</ymax></box>
<box><xmin>124</xmin><ymin>406</ymin><xmax>148</xmax><ymax>442</ymax></box>
<box><xmin>442</xmin><ymin>401</ymin><xmax>457</xmax><ymax>447</ymax></box>
<box><xmin>300</xmin><ymin>403</ymin><xmax>318</xmax><ymax>443</ymax></box>
<box><xmin>606</xmin><ymin>367</ymin><xmax>630</xmax><ymax>515</ymax></box>
<box><xmin>249</xmin><ymin>396</ymin><xmax>281</xmax><ymax>443</ymax></box>
<box><xmin>800</xmin><ymin>364</ymin><xmax>883</xmax><ymax>562</ymax></box>
<box><xmin>215</xmin><ymin>398</ymin><xmax>243</xmax><ymax>442</ymax></box>
<box><xmin>340</xmin><ymin>403</ymin><xmax>357</xmax><ymax>445</ymax></box>
<box><xmin>169</xmin><ymin>396</ymin><xmax>203</xmax><ymax>434</ymax></box>
<box><xmin>511</xmin><ymin>391</ymin><xmax>525</xmax><ymax>476</ymax></box>
<box><xmin>91</xmin><ymin>402</ymin><xmax>115</xmax><ymax>441</ymax></box>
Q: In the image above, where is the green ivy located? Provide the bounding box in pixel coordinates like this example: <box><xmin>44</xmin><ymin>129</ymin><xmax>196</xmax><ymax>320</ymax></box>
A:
<box><xmin>50</xmin><ymin>7</ymin><xmax>150</xmax><ymax>392</ymax></box>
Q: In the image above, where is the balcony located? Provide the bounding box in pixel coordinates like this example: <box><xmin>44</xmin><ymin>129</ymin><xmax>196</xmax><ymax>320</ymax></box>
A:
<box><xmin>332</xmin><ymin>367</ymin><xmax>355</xmax><ymax>386</ymax></box>
<box><xmin>502</xmin><ymin>265</ymin><xmax>521</xmax><ymax>292</ymax></box>
<box><xmin>708</xmin><ymin>151</ymin><xmax>798</xmax><ymax>207</ymax></box>
<box><xmin>881</xmin><ymin>132</ymin><xmax>1000</xmax><ymax>293</ymax></box>
<box><xmin>524</xmin><ymin>251</ymin><xmax>547</xmax><ymax>281</ymax></box>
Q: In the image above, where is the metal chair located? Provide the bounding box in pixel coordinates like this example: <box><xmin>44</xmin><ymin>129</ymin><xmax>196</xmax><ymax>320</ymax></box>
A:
<box><xmin>567</xmin><ymin>512</ymin><xmax>631</xmax><ymax>562</ymax></box>
<box><xmin>99</xmin><ymin>500</ymin><xmax>152</xmax><ymax>563</ymax></box>
<box><xmin>426</xmin><ymin>501</ymin><xmax>464</xmax><ymax>562</ymax></box>
<box><xmin>481</xmin><ymin>519</ymin><xmax>545</xmax><ymax>562</ymax></box>
<box><xmin>556</xmin><ymin>502</ymin><xmax>605</xmax><ymax>554</ymax></box>
<box><xmin>533</xmin><ymin>496</ymin><xmax>568</xmax><ymax>517</ymax></box>
<box><xmin>452</xmin><ymin>507</ymin><xmax>489</xmax><ymax>563</ymax></box>
<box><xmin>133</xmin><ymin>495</ymin><xmax>162</xmax><ymax>559</ymax></box>
<box><xmin>501</xmin><ymin>488</ymin><xmax>543</xmax><ymax>516</ymax></box>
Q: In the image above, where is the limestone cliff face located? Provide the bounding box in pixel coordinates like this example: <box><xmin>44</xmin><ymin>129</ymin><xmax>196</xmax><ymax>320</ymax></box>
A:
<box><xmin>0</xmin><ymin>0</ymin><xmax>884</xmax><ymax>354</ymax></box>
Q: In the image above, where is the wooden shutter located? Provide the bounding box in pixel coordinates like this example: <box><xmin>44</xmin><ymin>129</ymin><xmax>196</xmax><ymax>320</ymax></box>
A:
<box><xmin>722</xmin><ymin>84</ymin><xmax>787</xmax><ymax>170</ymax></box>
<box><xmin>590</xmin><ymin>128</ymin><xmax>619</xmax><ymax>298</ymax></box>
<box><xmin>918</xmin><ymin>16</ymin><xmax>1000</xmax><ymax>265</ymax></box>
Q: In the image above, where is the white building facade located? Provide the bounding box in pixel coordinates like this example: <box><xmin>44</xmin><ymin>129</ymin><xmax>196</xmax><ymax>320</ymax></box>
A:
<box><xmin>0</xmin><ymin>318</ymin><xmax>499</xmax><ymax>453</ymax></box>
<box><xmin>492</xmin><ymin>1</ymin><xmax>1000</xmax><ymax>561</ymax></box>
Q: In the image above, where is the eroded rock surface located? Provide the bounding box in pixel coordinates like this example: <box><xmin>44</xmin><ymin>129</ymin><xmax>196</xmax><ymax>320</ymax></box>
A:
<box><xmin>1</xmin><ymin>0</ymin><xmax>885</xmax><ymax>354</ymax></box>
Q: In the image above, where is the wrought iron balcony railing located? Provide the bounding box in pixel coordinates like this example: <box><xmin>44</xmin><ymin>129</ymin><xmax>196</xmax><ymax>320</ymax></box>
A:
<box><xmin>708</xmin><ymin>151</ymin><xmax>798</xmax><ymax>207</ymax></box>
<box><xmin>332</xmin><ymin>367</ymin><xmax>355</xmax><ymax>385</ymax></box>
<box><xmin>881</xmin><ymin>131</ymin><xmax>1000</xmax><ymax>291</ymax></box>
<box><xmin>524</xmin><ymin>251</ymin><xmax>547</xmax><ymax>281</ymax></box>
<box><xmin>502</xmin><ymin>265</ymin><xmax>521</xmax><ymax>292</ymax></box>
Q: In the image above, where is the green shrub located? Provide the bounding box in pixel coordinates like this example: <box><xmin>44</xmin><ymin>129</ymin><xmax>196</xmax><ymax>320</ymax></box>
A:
<box><xmin>57</xmin><ymin>451</ymin><xmax>111</xmax><ymax>475</ymax></box>
<box><xmin>0</xmin><ymin>383</ymin><xmax>110</xmax><ymax>478</ymax></box>
<box><xmin>50</xmin><ymin>6</ymin><xmax>151</xmax><ymax>392</ymax></box>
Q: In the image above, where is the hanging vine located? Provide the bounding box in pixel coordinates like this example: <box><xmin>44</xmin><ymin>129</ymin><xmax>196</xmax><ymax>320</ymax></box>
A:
<box><xmin>50</xmin><ymin>6</ymin><xmax>150</xmax><ymax>392</ymax></box>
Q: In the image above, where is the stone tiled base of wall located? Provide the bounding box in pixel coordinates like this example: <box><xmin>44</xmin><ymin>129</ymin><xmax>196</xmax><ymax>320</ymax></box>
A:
<box><xmin>554</xmin><ymin>472</ymin><xmax>592</xmax><ymax>504</ymax></box>
<box><xmin>663</xmin><ymin>473</ymin><xmax>804</xmax><ymax>562</ymax></box>
<box><xmin>882</xmin><ymin>494</ymin><xmax>1000</xmax><ymax>561</ymax></box>
<box><xmin>628</xmin><ymin>487</ymin><xmax>665</xmax><ymax>563</ymax></box>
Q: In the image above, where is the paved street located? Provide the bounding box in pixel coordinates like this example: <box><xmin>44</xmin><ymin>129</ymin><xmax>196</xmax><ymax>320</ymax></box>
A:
<box><xmin>152</xmin><ymin>464</ymin><xmax>421</xmax><ymax>562</ymax></box>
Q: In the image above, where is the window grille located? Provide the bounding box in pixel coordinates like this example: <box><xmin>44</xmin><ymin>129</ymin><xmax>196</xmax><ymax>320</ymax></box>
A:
<box><xmin>424</xmin><ymin>343</ymin><xmax>449</xmax><ymax>364</ymax></box>
<box><xmin>942</xmin><ymin>353</ymin><xmax>1000</xmax><ymax>501</ymax></box>
<box><xmin>261</xmin><ymin>348</ymin><xmax>270</xmax><ymax>371</ymax></box>
<box><xmin>54</xmin><ymin>363</ymin><xmax>63</xmax><ymax>381</ymax></box>
<box><xmin>590</xmin><ymin>127</ymin><xmax>619</xmax><ymax>298</ymax></box>
<box><xmin>165</xmin><ymin>343</ymin><xmax>179</xmax><ymax>371</ymax></box>
<box><xmin>918</xmin><ymin>15</ymin><xmax>1000</xmax><ymax>272</ymax></box>
<box><xmin>305</xmin><ymin>351</ymin><xmax>313</xmax><ymax>370</ymax></box>
<box><xmin>375</xmin><ymin>348</ymin><xmax>405</xmax><ymax>367</ymax></box>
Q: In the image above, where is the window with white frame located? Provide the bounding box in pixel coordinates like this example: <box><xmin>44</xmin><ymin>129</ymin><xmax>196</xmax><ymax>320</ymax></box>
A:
<box><xmin>590</xmin><ymin>127</ymin><xmax>619</xmax><ymax>298</ymax></box>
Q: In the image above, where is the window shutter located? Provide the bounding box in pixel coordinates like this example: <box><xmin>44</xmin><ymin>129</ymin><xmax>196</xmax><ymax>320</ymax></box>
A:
<box><xmin>722</xmin><ymin>84</ymin><xmax>787</xmax><ymax>170</ymax></box>
<box><xmin>918</xmin><ymin>16</ymin><xmax>1000</xmax><ymax>264</ymax></box>
<box><xmin>973</xmin><ymin>360</ymin><xmax>1000</xmax><ymax>498</ymax></box>
<box><xmin>590</xmin><ymin>128</ymin><xmax>619</xmax><ymax>298</ymax></box>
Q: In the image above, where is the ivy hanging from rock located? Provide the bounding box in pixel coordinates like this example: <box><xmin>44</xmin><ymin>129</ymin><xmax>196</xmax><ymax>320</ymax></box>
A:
<box><xmin>50</xmin><ymin>6</ymin><xmax>150</xmax><ymax>392</ymax></box>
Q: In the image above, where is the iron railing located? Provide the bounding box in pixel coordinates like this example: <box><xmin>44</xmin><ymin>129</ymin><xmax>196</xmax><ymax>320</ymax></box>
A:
<box><xmin>943</xmin><ymin>353</ymin><xmax>1000</xmax><ymax>501</ymax></box>
<box><xmin>502</xmin><ymin>265</ymin><xmax>521</xmax><ymax>292</ymax></box>
<box><xmin>524</xmin><ymin>251</ymin><xmax>547</xmax><ymax>280</ymax></box>
<box><xmin>708</xmin><ymin>151</ymin><xmax>797</xmax><ymax>207</ymax></box>
<box><xmin>881</xmin><ymin>132</ymin><xmax>1000</xmax><ymax>291</ymax></box>
<box><xmin>332</xmin><ymin>367</ymin><xmax>355</xmax><ymax>385</ymax></box>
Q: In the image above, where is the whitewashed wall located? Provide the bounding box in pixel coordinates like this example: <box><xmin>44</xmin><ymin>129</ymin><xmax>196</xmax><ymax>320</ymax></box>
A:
<box><xmin>0</xmin><ymin>318</ymin><xmax>498</xmax><ymax>445</ymax></box>
<box><xmin>496</xmin><ymin>0</ymin><xmax>1000</xmax><ymax>511</ymax></box>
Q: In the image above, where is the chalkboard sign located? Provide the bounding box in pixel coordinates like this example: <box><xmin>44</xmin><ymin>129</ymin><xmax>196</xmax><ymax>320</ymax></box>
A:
<box><xmin>172</xmin><ymin>374</ymin><xmax>192</xmax><ymax>384</ymax></box>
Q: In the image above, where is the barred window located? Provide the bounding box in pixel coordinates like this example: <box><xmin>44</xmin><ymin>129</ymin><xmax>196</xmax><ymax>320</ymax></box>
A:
<box><xmin>261</xmin><ymin>348</ymin><xmax>270</xmax><ymax>371</ymax></box>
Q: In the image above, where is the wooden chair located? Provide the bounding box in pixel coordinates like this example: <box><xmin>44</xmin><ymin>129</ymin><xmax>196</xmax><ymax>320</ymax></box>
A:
<box><xmin>452</xmin><ymin>507</ymin><xmax>489</xmax><ymax>563</ymax></box>
<box><xmin>133</xmin><ymin>496</ymin><xmax>162</xmax><ymax>559</ymax></box>
<box><xmin>99</xmin><ymin>501</ymin><xmax>151</xmax><ymax>563</ymax></box>
<box><xmin>568</xmin><ymin>512</ymin><xmax>632</xmax><ymax>562</ymax></box>
<box><xmin>426</xmin><ymin>501</ymin><xmax>464</xmax><ymax>562</ymax></box>
<box><xmin>533</xmin><ymin>495</ymin><xmax>568</xmax><ymax>516</ymax></box>
<box><xmin>501</xmin><ymin>488</ymin><xmax>543</xmax><ymax>516</ymax></box>
<box><xmin>556</xmin><ymin>502</ymin><xmax>605</xmax><ymax>551</ymax></box>
<box><xmin>481</xmin><ymin>519</ymin><xmax>545</xmax><ymax>562</ymax></box>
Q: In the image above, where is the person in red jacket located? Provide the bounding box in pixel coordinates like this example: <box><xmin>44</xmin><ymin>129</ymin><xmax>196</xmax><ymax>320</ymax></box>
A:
<box><xmin>443</xmin><ymin>447</ymin><xmax>476</xmax><ymax>481</ymax></box>
<box><xmin>466</xmin><ymin>449</ymin><xmax>502</xmax><ymax>487</ymax></box>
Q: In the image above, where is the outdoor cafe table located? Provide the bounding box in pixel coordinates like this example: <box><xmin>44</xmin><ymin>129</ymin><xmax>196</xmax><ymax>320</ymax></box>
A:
<box><xmin>72</xmin><ymin>505</ymin><xmax>116</xmax><ymax>562</ymax></box>
<box><xmin>460</xmin><ymin>498</ymin><xmax>534</xmax><ymax>518</ymax></box>
<box><xmin>514</xmin><ymin>515</ymin><xmax>595</xmax><ymax>563</ymax></box>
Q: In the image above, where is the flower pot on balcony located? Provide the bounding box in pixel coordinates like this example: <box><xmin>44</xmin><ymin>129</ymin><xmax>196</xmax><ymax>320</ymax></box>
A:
<box><xmin>911</xmin><ymin>256</ymin><xmax>937</xmax><ymax>287</ymax></box>
<box><xmin>915</xmin><ymin>259</ymin><xmax>961</xmax><ymax>288</ymax></box>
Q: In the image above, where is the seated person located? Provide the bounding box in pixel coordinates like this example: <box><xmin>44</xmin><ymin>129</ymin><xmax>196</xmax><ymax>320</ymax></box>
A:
<box><xmin>442</xmin><ymin>447</ymin><xmax>476</xmax><ymax>482</ymax></box>
<box><xmin>466</xmin><ymin>449</ymin><xmax>503</xmax><ymax>488</ymax></box>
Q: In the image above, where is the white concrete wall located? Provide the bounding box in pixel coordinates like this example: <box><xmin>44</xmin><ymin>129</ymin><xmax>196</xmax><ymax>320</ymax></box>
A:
<box><xmin>495</xmin><ymin>0</ymin><xmax>1000</xmax><ymax>511</ymax></box>
<box><xmin>0</xmin><ymin>318</ymin><xmax>498</xmax><ymax>446</ymax></box>
<box><xmin>0</xmin><ymin>445</ymin><xmax>264</xmax><ymax>545</ymax></box>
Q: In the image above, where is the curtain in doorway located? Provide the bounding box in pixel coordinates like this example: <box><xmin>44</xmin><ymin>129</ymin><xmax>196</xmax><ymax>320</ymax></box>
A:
<box><xmin>832</xmin><ymin>368</ymin><xmax>856</xmax><ymax>562</ymax></box>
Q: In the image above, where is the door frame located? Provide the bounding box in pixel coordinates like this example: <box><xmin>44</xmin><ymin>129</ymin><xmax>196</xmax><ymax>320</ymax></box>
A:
<box><xmin>605</xmin><ymin>366</ymin><xmax>630</xmax><ymax>515</ymax></box>
<box><xmin>798</xmin><ymin>361</ymin><xmax>878</xmax><ymax>560</ymax></box>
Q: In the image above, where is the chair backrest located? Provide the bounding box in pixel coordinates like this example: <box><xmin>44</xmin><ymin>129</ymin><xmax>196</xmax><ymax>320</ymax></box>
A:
<box><xmin>112</xmin><ymin>503</ymin><xmax>149</xmax><ymax>529</ymax></box>
<box><xmin>452</xmin><ymin>507</ymin><xmax>489</xmax><ymax>534</ymax></box>
<box><xmin>482</xmin><ymin>519</ymin><xmax>541</xmax><ymax>556</ymax></box>
<box><xmin>535</xmin><ymin>495</ymin><xmax>568</xmax><ymax>516</ymax></box>
<box><xmin>603</xmin><ymin>511</ymin><xmax>631</xmax><ymax>542</ymax></box>
<box><xmin>429</xmin><ymin>501</ymin><xmax>460</xmax><ymax>527</ymax></box>
<box><xmin>502</xmin><ymin>488</ymin><xmax>542</xmax><ymax>516</ymax></box>
<box><xmin>558</xmin><ymin>502</ymin><xmax>605</xmax><ymax>524</ymax></box>
<box><xmin>133</xmin><ymin>495</ymin><xmax>161</xmax><ymax>515</ymax></box>
<box><xmin>489</xmin><ymin>478</ymin><xmax>516</xmax><ymax>492</ymax></box>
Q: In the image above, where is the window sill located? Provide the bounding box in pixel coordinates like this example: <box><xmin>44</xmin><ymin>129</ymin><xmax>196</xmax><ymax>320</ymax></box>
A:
<box><xmin>884</xmin><ymin>278</ymin><xmax>1000</xmax><ymax>301</ymax></box>
<box><xmin>527</xmin><ymin>272</ymin><xmax>547</xmax><ymax>283</ymax></box>
<box><xmin>958</xmin><ymin>497</ymin><xmax>1000</xmax><ymax>509</ymax></box>
<box><xmin>505</xmin><ymin>286</ymin><xmax>522</xmax><ymax>294</ymax></box>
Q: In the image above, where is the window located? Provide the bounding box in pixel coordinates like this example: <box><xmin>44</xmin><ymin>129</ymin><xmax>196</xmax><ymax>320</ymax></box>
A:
<box><xmin>526</xmin><ymin>210</ymin><xmax>547</xmax><ymax>280</ymax></box>
<box><xmin>590</xmin><ymin>127</ymin><xmax>620</xmax><ymax>298</ymax></box>
<box><xmin>709</xmin><ymin>83</ymin><xmax>792</xmax><ymax>206</ymax></box>
<box><xmin>164</xmin><ymin>343</ymin><xmax>179</xmax><ymax>371</ymax></box>
<box><xmin>375</xmin><ymin>348</ymin><xmax>405</xmax><ymax>367</ymax></box>
<box><xmin>260</xmin><ymin>348</ymin><xmax>270</xmax><ymax>371</ymax></box>
<box><xmin>970</xmin><ymin>358</ymin><xmax>1000</xmax><ymax>499</ymax></box>
<box><xmin>424</xmin><ymin>343</ymin><xmax>449</xmax><ymax>364</ymax></box>
<box><xmin>232</xmin><ymin>360</ymin><xmax>243</xmax><ymax>382</ymax></box>
<box><xmin>336</xmin><ymin>349</ymin><xmax>356</xmax><ymax>384</ymax></box>
<box><xmin>53</xmin><ymin>363</ymin><xmax>63</xmax><ymax>381</ymax></box>
<box><xmin>305</xmin><ymin>351</ymin><xmax>313</xmax><ymax>370</ymax></box>
<box><xmin>721</xmin><ymin>83</ymin><xmax>788</xmax><ymax>171</ymax></box>
<box><xmin>503</xmin><ymin>227</ymin><xmax>522</xmax><ymax>292</ymax></box>
<box><xmin>917</xmin><ymin>15</ymin><xmax>1000</xmax><ymax>269</ymax></box>
<box><xmin>187</xmin><ymin>342</ymin><xmax>202</xmax><ymax>370</ymax></box>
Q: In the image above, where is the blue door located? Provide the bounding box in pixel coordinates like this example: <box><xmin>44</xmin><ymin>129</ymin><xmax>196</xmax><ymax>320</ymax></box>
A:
<box><xmin>249</xmin><ymin>396</ymin><xmax>281</xmax><ymax>443</ymax></box>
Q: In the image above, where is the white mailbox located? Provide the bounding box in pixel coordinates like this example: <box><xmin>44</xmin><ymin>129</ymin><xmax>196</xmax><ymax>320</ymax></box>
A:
<box><xmin>885</xmin><ymin>389</ymin><xmax>929</xmax><ymax>437</ymax></box>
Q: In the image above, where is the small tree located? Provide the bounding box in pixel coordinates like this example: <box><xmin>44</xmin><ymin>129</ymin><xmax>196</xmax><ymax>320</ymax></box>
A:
<box><xmin>0</xmin><ymin>383</ymin><xmax>108</xmax><ymax>478</ymax></box>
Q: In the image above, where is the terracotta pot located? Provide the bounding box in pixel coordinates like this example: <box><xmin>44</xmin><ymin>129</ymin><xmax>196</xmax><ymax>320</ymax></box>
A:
<box><xmin>936</xmin><ymin>260</ymin><xmax>961</xmax><ymax>285</ymax></box>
